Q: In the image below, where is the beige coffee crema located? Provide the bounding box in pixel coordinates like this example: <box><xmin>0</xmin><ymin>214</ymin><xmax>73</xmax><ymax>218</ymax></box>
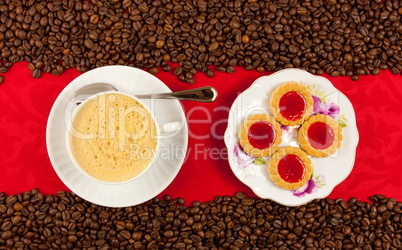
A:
<box><xmin>69</xmin><ymin>93</ymin><xmax>158</xmax><ymax>182</ymax></box>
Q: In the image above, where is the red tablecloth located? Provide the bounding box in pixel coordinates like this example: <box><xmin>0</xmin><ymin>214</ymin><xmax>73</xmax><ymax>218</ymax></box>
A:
<box><xmin>1</xmin><ymin>62</ymin><xmax>402</xmax><ymax>203</ymax></box>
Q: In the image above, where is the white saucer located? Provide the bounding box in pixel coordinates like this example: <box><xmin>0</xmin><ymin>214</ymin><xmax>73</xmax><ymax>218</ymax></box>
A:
<box><xmin>46</xmin><ymin>66</ymin><xmax>188</xmax><ymax>207</ymax></box>
<box><xmin>224</xmin><ymin>69</ymin><xmax>359</xmax><ymax>206</ymax></box>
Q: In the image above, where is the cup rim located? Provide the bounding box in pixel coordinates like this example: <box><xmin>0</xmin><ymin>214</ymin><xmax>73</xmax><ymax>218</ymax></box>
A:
<box><xmin>65</xmin><ymin>90</ymin><xmax>160</xmax><ymax>185</ymax></box>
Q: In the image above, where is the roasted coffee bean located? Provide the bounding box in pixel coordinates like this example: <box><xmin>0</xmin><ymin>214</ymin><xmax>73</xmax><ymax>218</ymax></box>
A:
<box><xmin>242</xmin><ymin>198</ymin><xmax>254</xmax><ymax>206</ymax></box>
<box><xmin>6</xmin><ymin>195</ymin><xmax>17</xmax><ymax>205</ymax></box>
<box><xmin>149</xmin><ymin>67</ymin><xmax>158</xmax><ymax>75</ymax></box>
<box><xmin>208</xmin><ymin>42</ymin><xmax>219</xmax><ymax>52</ymax></box>
<box><xmin>163</xmin><ymin>65</ymin><xmax>171</xmax><ymax>72</ymax></box>
<box><xmin>217</xmin><ymin>67</ymin><xmax>226</xmax><ymax>73</ymax></box>
<box><xmin>0</xmin><ymin>75</ymin><xmax>4</xmax><ymax>85</ymax></box>
<box><xmin>0</xmin><ymin>1</ymin><xmax>401</xmax><ymax>83</ymax></box>
<box><xmin>32</xmin><ymin>69</ymin><xmax>41</xmax><ymax>79</ymax></box>
<box><xmin>0</xmin><ymin>190</ymin><xmax>401</xmax><ymax>248</ymax></box>
<box><xmin>1</xmin><ymin>221</ymin><xmax>12</xmax><ymax>231</ymax></box>
<box><xmin>1</xmin><ymin>230</ymin><xmax>12</xmax><ymax>240</ymax></box>
<box><xmin>155</xmin><ymin>40</ymin><xmax>165</xmax><ymax>49</ymax></box>
<box><xmin>174</xmin><ymin>67</ymin><xmax>183</xmax><ymax>76</ymax></box>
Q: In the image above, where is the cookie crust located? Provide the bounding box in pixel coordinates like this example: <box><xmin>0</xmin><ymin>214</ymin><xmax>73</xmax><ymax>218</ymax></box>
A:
<box><xmin>298</xmin><ymin>114</ymin><xmax>343</xmax><ymax>158</ymax></box>
<box><xmin>270</xmin><ymin>81</ymin><xmax>314</xmax><ymax>126</ymax></box>
<box><xmin>268</xmin><ymin>146</ymin><xmax>313</xmax><ymax>190</ymax></box>
<box><xmin>239</xmin><ymin>114</ymin><xmax>282</xmax><ymax>157</ymax></box>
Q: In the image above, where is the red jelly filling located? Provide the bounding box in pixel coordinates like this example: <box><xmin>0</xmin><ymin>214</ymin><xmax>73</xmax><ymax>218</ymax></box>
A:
<box><xmin>278</xmin><ymin>154</ymin><xmax>305</xmax><ymax>183</ymax></box>
<box><xmin>279</xmin><ymin>91</ymin><xmax>306</xmax><ymax>121</ymax></box>
<box><xmin>307</xmin><ymin>122</ymin><xmax>335</xmax><ymax>150</ymax></box>
<box><xmin>247</xmin><ymin>121</ymin><xmax>276</xmax><ymax>150</ymax></box>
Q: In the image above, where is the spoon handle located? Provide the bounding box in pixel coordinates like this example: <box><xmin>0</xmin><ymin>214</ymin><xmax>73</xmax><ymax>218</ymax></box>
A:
<box><xmin>135</xmin><ymin>87</ymin><xmax>218</xmax><ymax>102</ymax></box>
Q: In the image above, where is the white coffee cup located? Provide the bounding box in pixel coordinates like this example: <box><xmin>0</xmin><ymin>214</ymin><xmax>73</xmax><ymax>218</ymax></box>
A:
<box><xmin>66</xmin><ymin>91</ymin><xmax>178</xmax><ymax>185</ymax></box>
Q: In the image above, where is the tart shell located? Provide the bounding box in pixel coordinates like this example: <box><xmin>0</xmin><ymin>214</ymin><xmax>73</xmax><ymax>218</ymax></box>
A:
<box><xmin>268</xmin><ymin>146</ymin><xmax>313</xmax><ymax>190</ymax></box>
<box><xmin>270</xmin><ymin>81</ymin><xmax>314</xmax><ymax>126</ymax></box>
<box><xmin>239</xmin><ymin>114</ymin><xmax>282</xmax><ymax>157</ymax></box>
<box><xmin>298</xmin><ymin>114</ymin><xmax>343</xmax><ymax>158</ymax></box>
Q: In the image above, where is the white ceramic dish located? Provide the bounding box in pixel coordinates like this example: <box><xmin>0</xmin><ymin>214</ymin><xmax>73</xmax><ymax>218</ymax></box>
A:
<box><xmin>224</xmin><ymin>68</ymin><xmax>359</xmax><ymax>206</ymax></box>
<box><xmin>46</xmin><ymin>66</ymin><xmax>188</xmax><ymax>207</ymax></box>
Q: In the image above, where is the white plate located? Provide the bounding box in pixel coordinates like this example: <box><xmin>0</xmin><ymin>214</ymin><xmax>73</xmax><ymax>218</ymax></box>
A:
<box><xmin>46</xmin><ymin>66</ymin><xmax>188</xmax><ymax>207</ymax></box>
<box><xmin>224</xmin><ymin>69</ymin><xmax>359</xmax><ymax>206</ymax></box>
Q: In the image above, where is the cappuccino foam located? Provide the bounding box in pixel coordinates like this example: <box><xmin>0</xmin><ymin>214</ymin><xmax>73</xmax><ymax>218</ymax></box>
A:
<box><xmin>69</xmin><ymin>93</ymin><xmax>158</xmax><ymax>182</ymax></box>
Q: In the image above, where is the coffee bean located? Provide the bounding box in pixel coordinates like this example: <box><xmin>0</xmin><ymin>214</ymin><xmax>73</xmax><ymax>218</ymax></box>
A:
<box><xmin>164</xmin><ymin>230</ymin><xmax>174</xmax><ymax>238</ymax></box>
<box><xmin>289</xmin><ymin>44</ymin><xmax>298</xmax><ymax>54</ymax></box>
<box><xmin>242</xmin><ymin>35</ymin><xmax>250</xmax><ymax>44</ymax></box>
<box><xmin>1</xmin><ymin>230</ymin><xmax>12</xmax><ymax>240</ymax></box>
<box><xmin>242</xmin><ymin>198</ymin><xmax>254</xmax><ymax>206</ymax></box>
<box><xmin>155</xmin><ymin>40</ymin><xmax>165</xmax><ymax>49</ymax></box>
<box><xmin>362</xmin><ymin>217</ymin><xmax>370</xmax><ymax>227</ymax></box>
<box><xmin>32</xmin><ymin>69</ymin><xmax>41</xmax><ymax>79</ymax></box>
<box><xmin>1</xmin><ymin>221</ymin><xmax>12</xmax><ymax>231</ymax></box>
<box><xmin>177</xmin><ymin>54</ymin><xmax>186</xmax><ymax>62</ymax></box>
<box><xmin>163</xmin><ymin>65</ymin><xmax>171</xmax><ymax>72</ymax></box>
<box><xmin>185</xmin><ymin>77</ymin><xmax>194</xmax><ymax>84</ymax></box>
<box><xmin>387</xmin><ymin>199</ymin><xmax>396</xmax><ymax>210</ymax></box>
<box><xmin>0</xmin><ymin>75</ymin><xmax>4</xmax><ymax>85</ymax></box>
<box><xmin>149</xmin><ymin>67</ymin><xmax>158</xmax><ymax>75</ymax></box>
<box><xmin>206</xmin><ymin>69</ymin><xmax>214</xmax><ymax>78</ymax></box>
<box><xmin>174</xmin><ymin>67</ymin><xmax>183</xmax><ymax>76</ymax></box>
<box><xmin>217</xmin><ymin>67</ymin><xmax>226</xmax><ymax>73</ymax></box>
<box><xmin>391</xmin><ymin>67</ymin><xmax>399</xmax><ymax>75</ymax></box>
<box><xmin>0</xmin><ymin>1</ymin><xmax>401</xmax><ymax>83</ymax></box>
<box><xmin>1</xmin><ymin>190</ymin><xmax>402</xmax><ymax>249</ymax></box>
<box><xmin>208</xmin><ymin>42</ymin><xmax>219</xmax><ymax>52</ymax></box>
<box><xmin>227</xmin><ymin>66</ymin><xmax>235</xmax><ymax>73</ymax></box>
<box><xmin>372</xmin><ymin>68</ymin><xmax>381</xmax><ymax>75</ymax></box>
<box><xmin>378</xmin><ymin>204</ymin><xmax>388</xmax><ymax>213</ymax></box>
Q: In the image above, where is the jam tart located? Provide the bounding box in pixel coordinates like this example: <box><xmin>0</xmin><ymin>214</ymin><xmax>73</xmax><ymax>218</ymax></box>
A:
<box><xmin>298</xmin><ymin>114</ymin><xmax>343</xmax><ymax>158</ymax></box>
<box><xmin>268</xmin><ymin>146</ymin><xmax>313</xmax><ymax>190</ymax></box>
<box><xmin>270</xmin><ymin>82</ymin><xmax>314</xmax><ymax>126</ymax></box>
<box><xmin>239</xmin><ymin>114</ymin><xmax>282</xmax><ymax>157</ymax></box>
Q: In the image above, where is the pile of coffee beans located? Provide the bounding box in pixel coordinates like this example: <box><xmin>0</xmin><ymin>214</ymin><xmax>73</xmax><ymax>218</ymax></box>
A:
<box><xmin>1</xmin><ymin>190</ymin><xmax>401</xmax><ymax>249</ymax></box>
<box><xmin>0</xmin><ymin>0</ymin><xmax>402</xmax><ymax>83</ymax></box>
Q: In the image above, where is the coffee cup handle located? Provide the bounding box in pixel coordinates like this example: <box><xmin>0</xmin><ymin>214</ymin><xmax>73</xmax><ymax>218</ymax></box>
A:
<box><xmin>159</xmin><ymin>121</ymin><xmax>181</xmax><ymax>135</ymax></box>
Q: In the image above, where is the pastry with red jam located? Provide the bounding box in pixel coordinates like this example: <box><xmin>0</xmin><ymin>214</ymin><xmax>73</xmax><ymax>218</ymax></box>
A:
<box><xmin>298</xmin><ymin>114</ymin><xmax>343</xmax><ymax>158</ymax></box>
<box><xmin>270</xmin><ymin>82</ymin><xmax>314</xmax><ymax>126</ymax></box>
<box><xmin>268</xmin><ymin>146</ymin><xmax>313</xmax><ymax>190</ymax></box>
<box><xmin>239</xmin><ymin>114</ymin><xmax>282</xmax><ymax>157</ymax></box>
